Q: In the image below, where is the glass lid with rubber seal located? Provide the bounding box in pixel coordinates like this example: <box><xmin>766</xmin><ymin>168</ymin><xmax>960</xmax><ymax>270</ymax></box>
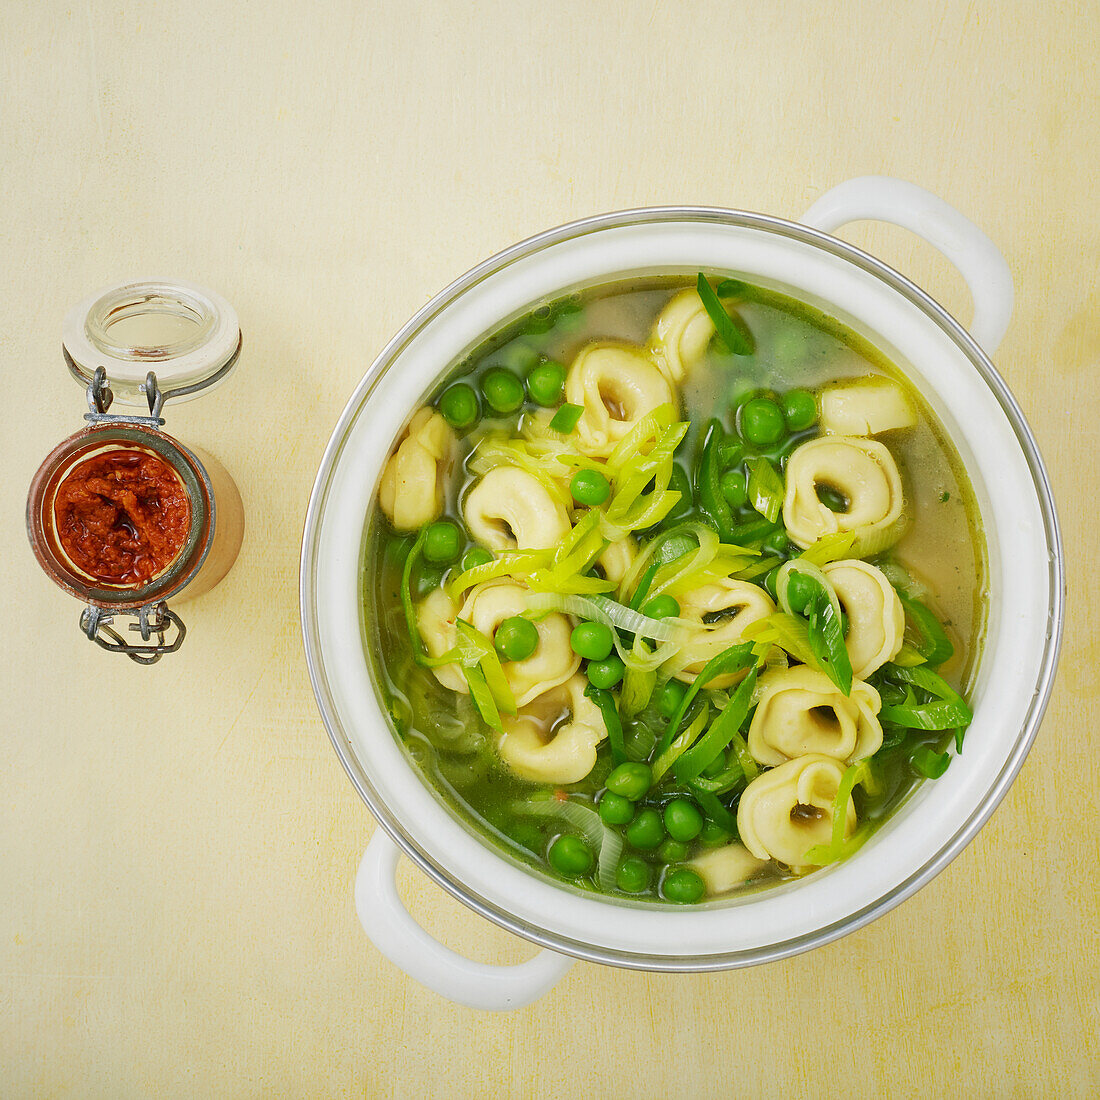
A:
<box><xmin>62</xmin><ymin>278</ymin><xmax>241</xmax><ymax>406</ymax></box>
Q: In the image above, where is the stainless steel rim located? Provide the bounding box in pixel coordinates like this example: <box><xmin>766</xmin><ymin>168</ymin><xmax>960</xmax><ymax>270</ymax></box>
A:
<box><xmin>299</xmin><ymin>205</ymin><xmax>1065</xmax><ymax>971</ymax></box>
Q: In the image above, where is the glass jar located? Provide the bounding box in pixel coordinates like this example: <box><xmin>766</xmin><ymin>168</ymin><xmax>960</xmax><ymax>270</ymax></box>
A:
<box><xmin>26</xmin><ymin>279</ymin><xmax>245</xmax><ymax>663</ymax></box>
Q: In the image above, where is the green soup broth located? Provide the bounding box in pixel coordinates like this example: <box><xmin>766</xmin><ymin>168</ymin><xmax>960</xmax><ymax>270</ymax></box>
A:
<box><xmin>362</xmin><ymin>275</ymin><xmax>987</xmax><ymax>904</ymax></box>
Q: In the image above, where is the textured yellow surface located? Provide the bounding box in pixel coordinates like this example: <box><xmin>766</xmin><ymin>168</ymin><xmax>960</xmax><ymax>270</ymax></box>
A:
<box><xmin>2</xmin><ymin>1</ymin><xmax>1097</xmax><ymax>1096</ymax></box>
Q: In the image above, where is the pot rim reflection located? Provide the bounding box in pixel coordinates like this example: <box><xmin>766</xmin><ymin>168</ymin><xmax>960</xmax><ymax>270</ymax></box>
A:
<box><xmin>300</xmin><ymin>205</ymin><xmax>1064</xmax><ymax>971</ymax></box>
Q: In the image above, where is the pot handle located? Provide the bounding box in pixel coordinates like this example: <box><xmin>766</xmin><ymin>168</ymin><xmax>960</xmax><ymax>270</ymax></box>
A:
<box><xmin>801</xmin><ymin>176</ymin><xmax>1014</xmax><ymax>356</ymax></box>
<box><xmin>354</xmin><ymin>828</ymin><xmax>575</xmax><ymax>1011</ymax></box>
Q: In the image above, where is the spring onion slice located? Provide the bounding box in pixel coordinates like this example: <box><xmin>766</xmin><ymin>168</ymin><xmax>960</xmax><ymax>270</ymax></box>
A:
<box><xmin>604</xmin><ymin>404</ymin><xmax>676</xmax><ymax>474</ymax></box>
<box><xmin>775</xmin><ymin>560</ymin><xmax>843</xmax><ymax>622</ymax></box>
<box><xmin>891</xmin><ymin>643</ymin><xmax>928</xmax><ymax>668</ymax></box>
<box><xmin>742</xmin><ymin>613</ymin><xmax>818</xmax><ymax>668</ymax></box>
<box><xmin>746</xmin><ymin>457</ymin><xmax>784</xmax><ymax>524</ymax></box>
<box><xmin>673</xmin><ymin>666</ymin><xmax>759</xmax><ymax>783</ymax></box>
<box><xmin>797</xmin><ymin>531</ymin><xmax>857</xmax><ymax>567</ymax></box>
<box><xmin>910</xmin><ymin>745</ymin><xmax>951</xmax><ymax>779</ymax></box>
<box><xmin>690</xmin><ymin>761</ymin><xmax>745</xmax><ymax>795</ymax></box>
<box><xmin>461</xmin><ymin>662</ymin><xmax>502</xmax><ymax>732</ymax></box>
<box><xmin>515</xmin><ymin>797</ymin><xmax>621</xmax><ymax>892</ymax></box>
<box><xmin>549</xmin><ymin>403</ymin><xmax>584</xmax><ymax>433</ymax></box>
<box><xmin>898</xmin><ymin>591</ymin><xmax>954</xmax><ymax>666</ymax></box>
<box><xmin>447</xmin><ymin>549</ymin><xmax>550</xmax><ymax>601</ymax></box>
<box><xmin>655</xmin><ymin>642</ymin><xmax>755</xmax><ymax>755</ymax></box>
<box><xmin>802</xmin><ymin>759</ymin><xmax>873</xmax><ymax>866</ymax></box>
<box><xmin>688</xmin><ymin>784</ymin><xmax>738</xmax><ymax>833</ymax></box>
<box><xmin>878</xmin><ymin>664</ymin><xmax>972</xmax><ymax>730</ymax></box>
<box><xmin>454</xmin><ymin>619</ymin><xmax>516</xmax><ymax>716</ymax></box>
<box><xmin>651</xmin><ymin>702</ymin><xmax>710</xmax><ymax>784</ymax></box>
<box><xmin>808</xmin><ymin>592</ymin><xmax>853</xmax><ymax>696</ymax></box>
<box><xmin>696</xmin><ymin>273</ymin><xmax>752</xmax><ymax>356</ymax></box>
<box><xmin>525</xmin><ymin>592</ymin><xmax>682</xmax><ymax>642</ymax></box>
<box><xmin>619</xmin><ymin>665</ymin><xmax>656</xmax><ymax>718</ymax></box>
<box><xmin>400</xmin><ymin>528</ymin><xmax>430</xmax><ymax>662</ymax></box>
<box><xmin>584</xmin><ymin>684</ymin><xmax>626</xmax><ymax>763</ymax></box>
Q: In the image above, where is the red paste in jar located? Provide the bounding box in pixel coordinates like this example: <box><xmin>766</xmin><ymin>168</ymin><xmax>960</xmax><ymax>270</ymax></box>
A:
<box><xmin>53</xmin><ymin>449</ymin><xmax>192</xmax><ymax>585</ymax></box>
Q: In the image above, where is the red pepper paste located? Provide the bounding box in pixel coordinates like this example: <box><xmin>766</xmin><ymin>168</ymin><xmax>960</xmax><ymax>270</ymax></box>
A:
<box><xmin>53</xmin><ymin>449</ymin><xmax>192</xmax><ymax>585</ymax></box>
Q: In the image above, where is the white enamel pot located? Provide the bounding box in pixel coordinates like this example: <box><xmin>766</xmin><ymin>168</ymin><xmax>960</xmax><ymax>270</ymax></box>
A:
<box><xmin>300</xmin><ymin>177</ymin><xmax>1063</xmax><ymax>1011</ymax></box>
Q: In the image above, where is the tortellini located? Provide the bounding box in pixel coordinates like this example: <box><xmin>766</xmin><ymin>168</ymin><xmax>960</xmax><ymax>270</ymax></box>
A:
<box><xmin>688</xmin><ymin>843</ymin><xmax>767</xmax><ymax>897</ymax></box>
<box><xmin>416</xmin><ymin>588</ymin><xmax>467</xmax><ymax>693</ymax></box>
<box><xmin>565</xmin><ymin>343</ymin><xmax>676</xmax><ymax>458</ymax></box>
<box><xmin>497</xmin><ymin>674</ymin><xmax>607</xmax><ymax>784</ymax></box>
<box><xmin>820</xmin><ymin>380</ymin><xmax>916</xmax><ymax>436</ymax></box>
<box><xmin>464</xmin><ymin>466</ymin><xmax>571</xmax><ymax>551</ymax></box>
<box><xmin>459</xmin><ymin>581</ymin><xmax>578</xmax><ymax>706</ymax></box>
<box><xmin>647</xmin><ymin>289</ymin><xmax>715</xmax><ymax>384</ymax></box>
<box><xmin>823</xmin><ymin>559</ymin><xmax>905</xmax><ymax>679</ymax></box>
<box><xmin>598</xmin><ymin>536</ymin><xmax>637</xmax><ymax>589</ymax></box>
<box><xmin>672</xmin><ymin>579</ymin><xmax>775</xmax><ymax>686</ymax></box>
<box><xmin>782</xmin><ymin>435</ymin><xmax>904</xmax><ymax>549</ymax></box>
<box><xmin>378</xmin><ymin>408</ymin><xmax>456</xmax><ymax>530</ymax></box>
<box><xmin>747</xmin><ymin>666</ymin><xmax>883</xmax><ymax>767</ymax></box>
<box><xmin>417</xmin><ymin>581</ymin><xmax>577</xmax><ymax>704</ymax></box>
<box><xmin>737</xmin><ymin>754</ymin><xmax>856</xmax><ymax>871</ymax></box>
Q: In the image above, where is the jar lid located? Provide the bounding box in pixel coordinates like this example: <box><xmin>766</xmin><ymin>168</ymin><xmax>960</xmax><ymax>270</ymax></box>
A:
<box><xmin>62</xmin><ymin>279</ymin><xmax>241</xmax><ymax>407</ymax></box>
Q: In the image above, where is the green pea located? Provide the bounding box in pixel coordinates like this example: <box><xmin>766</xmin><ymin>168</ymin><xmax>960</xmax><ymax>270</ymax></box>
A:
<box><xmin>786</xmin><ymin>570</ymin><xmax>817</xmax><ymax>614</ymax></box>
<box><xmin>664</xmin><ymin>798</ymin><xmax>704</xmax><ymax>842</ymax></box>
<box><xmin>643</xmin><ymin>595</ymin><xmax>680</xmax><ymax>620</ymax></box>
<box><xmin>701</xmin><ymin>754</ymin><xmax>726</xmax><ymax>779</ymax></box>
<box><xmin>606</xmin><ymin>762</ymin><xmax>652</xmax><ymax>801</ymax></box>
<box><xmin>654</xmin><ymin>679</ymin><xmax>686</xmax><ymax>719</ymax></box>
<box><xmin>720</xmin><ymin>469</ymin><xmax>748</xmax><ymax>509</ymax></box>
<box><xmin>570</xmin><ymin>468</ymin><xmax>611</xmax><ymax>507</ymax></box>
<box><xmin>571</xmin><ymin>621</ymin><xmax>614</xmax><ymax>661</ymax></box>
<box><xmin>498</xmin><ymin>342</ymin><xmax>540</xmax><ymax>373</ymax></box>
<box><xmin>548</xmin><ymin>834</ymin><xmax>594</xmax><ymax>876</ymax></box>
<box><xmin>422</xmin><ymin>520</ymin><xmax>461</xmax><ymax>564</ymax></box>
<box><xmin>616</xmin><ymin>856</ymin><xmax>651</xmax><ymax>893</ymax></box>
<box><xmin>494</xmin><ymin>616</ymin><xmax>539</xmax><ymax>662</ymax></box>
<box><xmin>523</xmin><ymin>306</ymin><xmax>555</xmax><ymax>335</ymax></box>
<box><xmin>461</xmin><ymin>546</ymin><xmax>493</xmax><ymax>572</ymax></box>
<box><xmin>782</xmin><ymin>388</ymin><xmax>818</xmax><ymax>431</ymax></box>
<box><xmin>761</xmin><ymin>528</ymin><xmax>791</xmax><ymax>556</ymax></box>
<box><xmin>438</xmin><ymin>383</ymin><xmax>479</xmax><ymax>430</ymax></box>
<box><xmin>587</xmin><ymin>655</ymin><xmax>625</xmax><ymax>689</ymax></box>
<box><xmin>480</xmin><ymin>368</ymin><xmax>525</xmax><ymax>415</ymax></box>
<box><xmin>598</xmin><ymin>791</ymin><xmax>635</xmax><ymax>826</ymax></box>
<box><xmin>661</xmin><ymin>867</ymin><xmax>706</xmax><ymax>903</ymax></box>
<box><xmin>763</xmin><ymin>566</ymin><xmax>781</xmax><ymax>601</ymax></box>
<box><xmin>626</xmin><ymin>808</ymin><xmax>665</xmax><ymax>850</ymax></box>
<box><xmin>740</xmin><ymin>397</ymin><xmax>785</xmax><ymax>445</ymax></box>
<box><xmin>526</xmin><ymin>359</ymin><xmax>566</xmax><ymax>406</ymax></box>
<box><xmin>699</xmin><ymin>820</ymin><xmax>733</xmax><ymax>847</ymax></box>
<box><xmin>658</xmin><ymin>838</ymin><xmax>691</xmax><ymax>864</ymax></box>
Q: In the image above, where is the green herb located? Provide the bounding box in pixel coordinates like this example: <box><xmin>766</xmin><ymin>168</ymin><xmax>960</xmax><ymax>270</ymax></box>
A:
<box><xmin>807</xmin><ymin>588</ymin><xmax>853</xmax><ymax>696</ymax></box>
<box><xmin>697</xmin><ymin>273</ymin><xmax>753</xmax><ymax>355</ymax></box>
<box><xmin>803</xmin><ymin>759</ymin><xmax>873</xmax><ymax>866</ymax></box>
<box><xmin>461</xmin><ymin>662</ymin><xmax>502</xmax><ymax>732</ymax></box>
<box><xmin>898</xmin><ymin>591</ymin><xmax>954</xmax><ymax>666</ymax></box>
<box><xmin>585</xmin><ymin>684</ymin><xmax>626</xmax><ymax>763</ymax></box>
<box><xmin>696</xmin><ymin>419</ymin><xmax>736</xmax><ymax>542</ymax></box>
<box><xmin>655</xmin><ymin>642</ymin><xmax>755</xmax><ymax>755</ymax></box>
<box><xmin>400</xmin><ymin>528</ymin><xmax>429</xmax><ymax>661</ymax></box>
<box><xmin>673</xmin><ymin>666</ymin><xmax>759</xmax><ymax>783</ymax></box>
<box><xmin>746</xmin><ymin>457</ymin><xmax>784</xmax><ymax>524</ymax></box>
<box><xmin>910</xmin><ymin>745</ymin><xmax>951</xmax><ymax>778</ymax></box>
<box><xmin>549</xmin><ymin>402</ymin><xmax>584</xmax><ymax>433</ymax></box>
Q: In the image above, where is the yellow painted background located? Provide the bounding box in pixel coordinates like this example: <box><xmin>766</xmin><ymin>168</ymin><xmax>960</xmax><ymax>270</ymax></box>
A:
<box><xmin>2</xmin><ymin>2</ymin><xmax>1097</xmax><ymax>1096</ymax></box>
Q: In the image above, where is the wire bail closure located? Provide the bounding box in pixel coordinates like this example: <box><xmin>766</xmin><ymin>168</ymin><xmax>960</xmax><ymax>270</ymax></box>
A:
<box><xmin>80</xmin><ymin>601</ymin><xmax>187</xmax><ymax>665</ymax></box>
